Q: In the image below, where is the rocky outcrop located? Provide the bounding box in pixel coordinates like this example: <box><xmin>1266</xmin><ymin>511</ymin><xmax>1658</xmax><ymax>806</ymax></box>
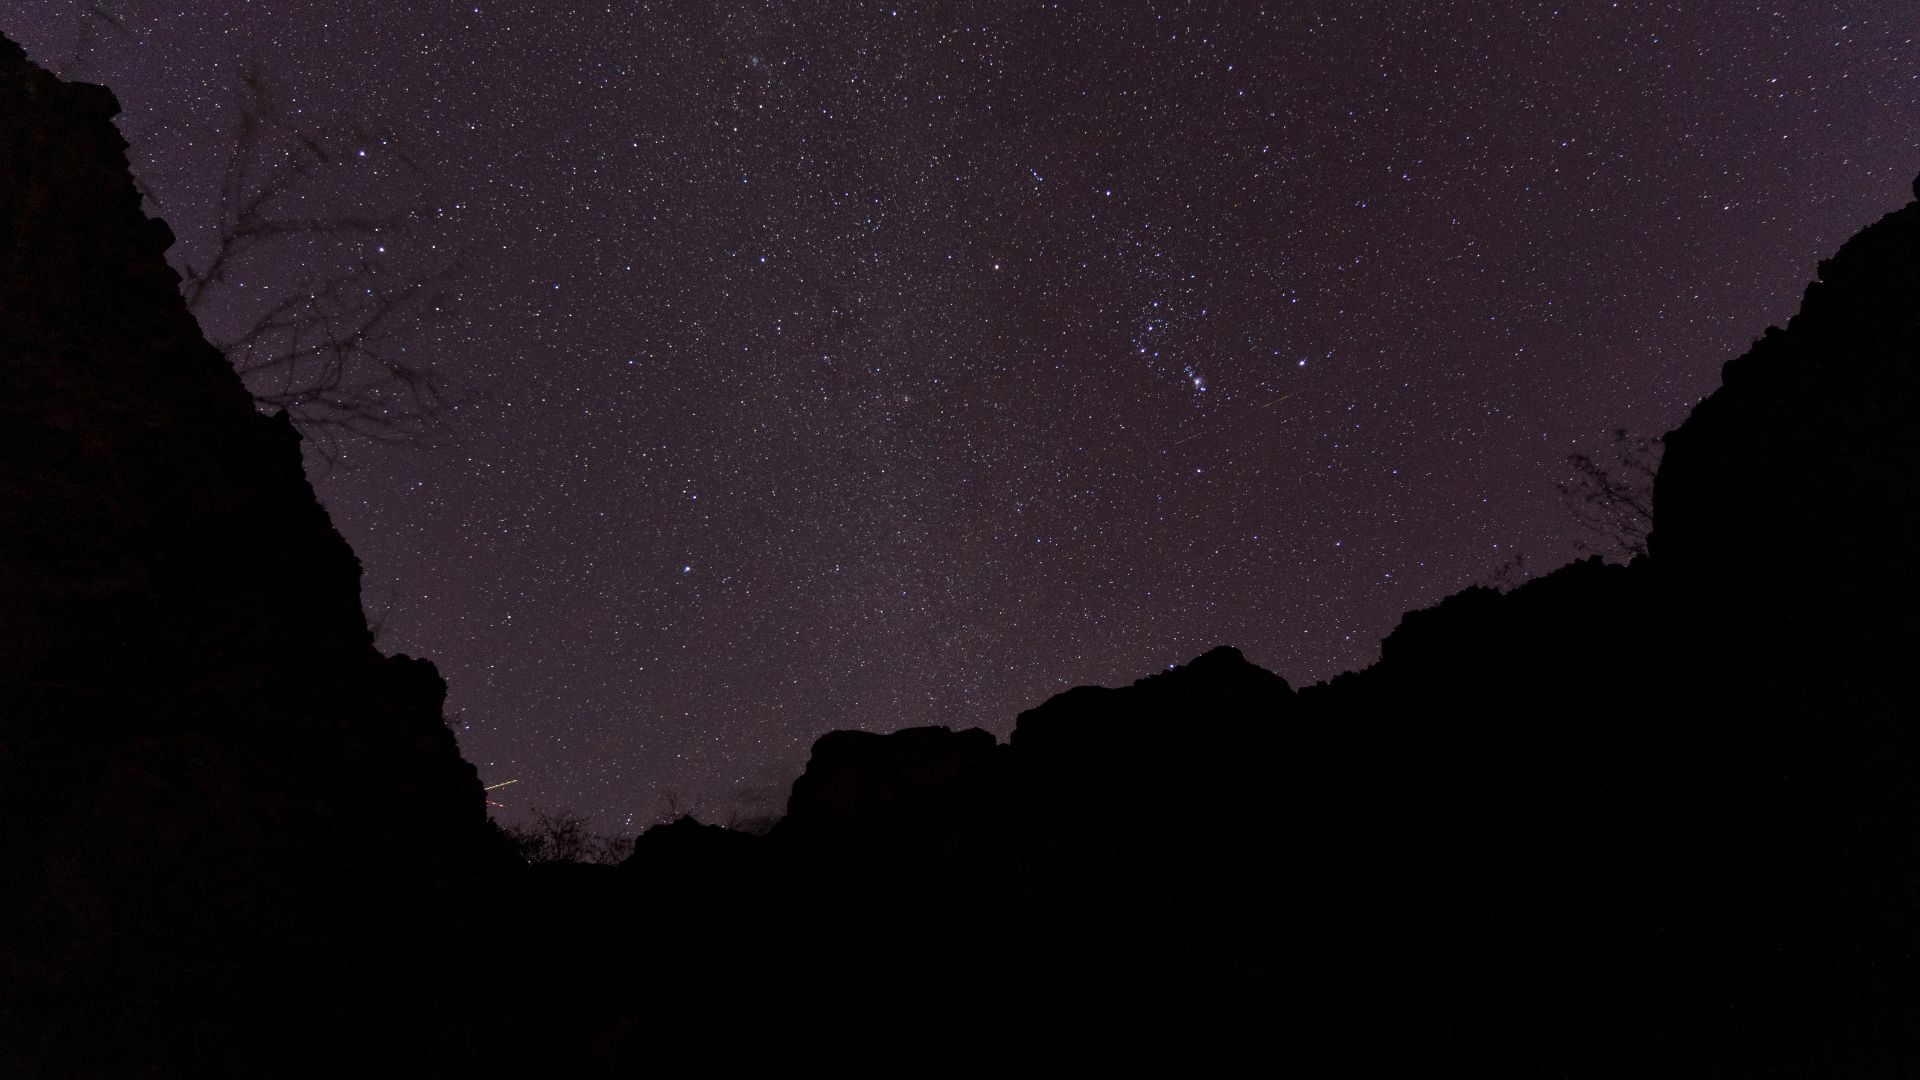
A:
<box><xmin>0</xmin><ymin>36</ymin><xmax>509</xmax><ymax>1077</ymax></box>
<box><xmin>1654</xmin><ymin>179</ymin><xmax>1920</xmax><ymax>680</ymax></box>
<box><xmin>782</xmin><ymin>724</ymin><xmax>999</xmax><ymax>832</ymax></box>
<box><xmin>586</xmin><ymin>178</ymin><xmax>1920</xmax><ymax>1076</ymax></box>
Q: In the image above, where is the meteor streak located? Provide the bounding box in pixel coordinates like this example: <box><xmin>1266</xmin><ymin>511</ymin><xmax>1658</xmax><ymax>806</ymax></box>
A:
<box><xmin>1171</xmin><ymin>392</ymin><xmax>1295</xmax><ymax>447</ymax></box>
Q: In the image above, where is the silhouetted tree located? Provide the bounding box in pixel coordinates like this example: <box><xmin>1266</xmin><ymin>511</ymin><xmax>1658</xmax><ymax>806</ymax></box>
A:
<box><xmin>723</xmin><ymin>808</ymin><xmax>782</xmax><ymax>836</ymax></box>
<box><xmin>501</xmin><ymin>807</ymin><xmax>633</xmax><ymax>865</ymax></box>
<box><xmin>652</xmin><ymin>787</ymin><xmax>697</xmax><ymax>826</ymax></box>
<box><xmin>1482</xmin><ymin>548</ymin><xmax>1532</xmax><ymax>590</ymax></box>
<box><xmin>181</xmin><ymin>62</ymin><xmax>460</xmax><ymax>461</ymax></box>
<box><xmin>49</xmin><ymin>2</ymin><xmax>128</xmax><ymax>79</ymax></box>
<box><xmin>1558</xmin><ymin>428</ymin><xmax>1661</xmax><ymax>559</ymax></box>
<box><xmin>53</xmin><ymin>9</ymin><xmax>461</xmax><ymax>461</ymax></box>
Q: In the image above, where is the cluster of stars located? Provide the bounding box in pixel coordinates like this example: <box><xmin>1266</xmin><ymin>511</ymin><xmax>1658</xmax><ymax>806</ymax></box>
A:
<box><xmin>8</xmin><ymin>0</ymin><xmax>1916</xmax><ymax>829</ymax></box>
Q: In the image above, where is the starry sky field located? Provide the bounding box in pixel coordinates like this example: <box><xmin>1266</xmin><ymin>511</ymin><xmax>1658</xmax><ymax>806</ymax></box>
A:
<box><xmin>7</xmin><ymin>2</ymin><xmax>1916</xmax><ymax>829</ymax></box>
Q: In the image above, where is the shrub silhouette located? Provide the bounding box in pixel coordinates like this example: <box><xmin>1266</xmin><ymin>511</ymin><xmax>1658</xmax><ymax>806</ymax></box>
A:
<box><xmin>501</xmin><ymin>807</ymin><xmax>631</xmax><ymax>865</ymax></box>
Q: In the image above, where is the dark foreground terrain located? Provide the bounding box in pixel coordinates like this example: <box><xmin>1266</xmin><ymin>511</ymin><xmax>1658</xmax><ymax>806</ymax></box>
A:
<box><xmin>3</xmin><ymin>37</ymin><xmax>1915</xmax><ymax>1077</ymax></box>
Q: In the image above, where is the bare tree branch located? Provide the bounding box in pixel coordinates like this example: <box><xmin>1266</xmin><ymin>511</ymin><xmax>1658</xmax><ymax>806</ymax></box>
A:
<box><xmin>51</xmin><ymin>3</ymin><xmax>131</xmax><ymax>79</ymax></box>
<box><xmin>1557</xmin><ymin>428</ymin><xmax>1662</xmax><ymax>561</ymax></box>
<box><xmin>161</xmin><ymin>59</ymin><xmax>463</xmax><ymax>462</ymax></box>
<box><xmin>502</xmin><ymin>808</ymin><xmax>634</xmax><ymax>865</ymax></box>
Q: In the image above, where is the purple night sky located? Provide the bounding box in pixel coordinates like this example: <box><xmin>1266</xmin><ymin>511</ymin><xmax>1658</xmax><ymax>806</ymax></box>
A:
<box><xmin>7</xmin><ymin>1</ymin><xmax>1915</xmax><ymax>829</ymax></box>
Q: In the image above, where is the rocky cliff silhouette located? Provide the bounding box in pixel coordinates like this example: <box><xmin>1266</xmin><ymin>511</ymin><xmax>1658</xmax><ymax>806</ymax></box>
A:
<box><xmin>3</xmin><ymin>36</ymin><xmax>1915</xmax><ymax>1078</ymax></box>
<box><xmin>0</xmin><ymin>36</ymin><xmax>513</xmax><ymax>1077</ymax></box>
<box><xmin>561</xmin><ymin>186</ymin><xmax>1920</xmax><ymax>1075</ymax></box>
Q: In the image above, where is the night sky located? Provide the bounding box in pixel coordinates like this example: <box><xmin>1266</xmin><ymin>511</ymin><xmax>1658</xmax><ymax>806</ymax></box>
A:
<box><xmin>8</xmin><ymin>2</ymin><xmax>1916</xmax><ymax>830</ymax></box>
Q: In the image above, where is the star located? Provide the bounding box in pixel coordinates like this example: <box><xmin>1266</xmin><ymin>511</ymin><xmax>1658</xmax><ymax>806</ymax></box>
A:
<box><xmin>19</xmin><ymin>0</ymin><xmax>1908</xmax><ymax>831</ymax></box>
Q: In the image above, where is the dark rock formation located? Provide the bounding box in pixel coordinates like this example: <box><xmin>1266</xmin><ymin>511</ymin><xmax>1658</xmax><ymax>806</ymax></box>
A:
<box><xmin>1655</xmin><ymin>186</ymin><xmax>1920</xmax><ymax>682</ymax></box>
<box><xmin>0</xmin><ymin>36</ymin><xmax>511</xmax><ymax>1077</ymax></box>
<box><xmin>582</xmin><ymin>178</ymin><xmax>1919</xmax><ymax>1075</ymax></box>
<box><xmin>785</xmin><ymin>724</ymin><xmax>1000</xmax><ymax>827</ymax></box>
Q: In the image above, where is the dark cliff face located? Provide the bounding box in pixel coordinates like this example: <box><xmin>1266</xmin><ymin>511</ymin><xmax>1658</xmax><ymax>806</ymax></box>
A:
<box><xmin>0</xmin><ymin>37</ymin><xmax>507</xmax><ymax>1076</ymax></box>
<box><xmin>1653</xmin><ymin>186</ymin><xmax>1920</xmax><ymax>675</ymax></box>
<box><xmin>582</xmin><ymin>180</ymin><xmax>1920</xmax><ymax>1075</ymax></box>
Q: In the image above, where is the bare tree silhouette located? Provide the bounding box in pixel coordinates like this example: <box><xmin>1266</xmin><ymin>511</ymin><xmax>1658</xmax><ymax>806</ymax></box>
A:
<box><xmin>723</xmin><ymin>808</ymin><xmax>781</xmax><ymax>836</ymax></box>
<box><xmin>180</xmin><ymin>61</ymin><xmax>462</xmax><ymax>462</ymax></box>
<box><xmin>52</xmin><ymin>7</ymin><xmax>463</xmax><ymax>462</ymax></box>
<box><xmin>1558</xmin><ymin>428</ymin><xmax>1661</xmax><ymax>560</ymax></box>
<box><xmin>501</xmin><ymin>807</ymin><xmax>633</xmax><ymax>865</ymax></box>
<box><xmin>1482</xmin><ymin>549</ymin><xmax>1532</xmax><ymax>590</ymax></box>
<box><xmin>48</xmin><ymin>3</ymin><xmax>129</xmax><ymax>78</ymax></box>
<box><xmin>654</xmin><ymin>788</ymin><xmax>693</xmax><ymax>826</ymax></box>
